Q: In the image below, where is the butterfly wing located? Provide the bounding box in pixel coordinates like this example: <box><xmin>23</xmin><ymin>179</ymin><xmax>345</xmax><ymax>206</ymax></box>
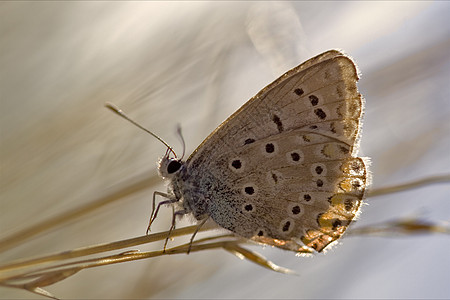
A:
<box><xmin>182</xmin><ymin>50</ymin><xmax>367</xmax><ymax>253</ymax></box>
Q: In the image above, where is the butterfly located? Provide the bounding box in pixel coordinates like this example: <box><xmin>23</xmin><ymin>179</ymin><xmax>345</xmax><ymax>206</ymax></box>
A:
<box><xmin>116</xmin><ymin>49</ymin><xmax>368</xmax><ymax>254</ymax></box>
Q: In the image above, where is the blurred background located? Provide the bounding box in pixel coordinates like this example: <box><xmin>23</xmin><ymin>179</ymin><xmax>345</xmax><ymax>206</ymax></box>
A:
<box><xmin>1</xmin><ymin>1</ymin><xmax>449</xmax><ymax>299</ymax></box>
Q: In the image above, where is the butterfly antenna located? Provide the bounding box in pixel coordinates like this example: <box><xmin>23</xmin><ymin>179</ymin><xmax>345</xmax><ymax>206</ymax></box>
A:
<box><xmin>105</xmin><ymin>102</ymin><xmax>177</xmax><ymax>158</ymax></box>
<box><xmin>176</xmin><ymin>124</ymin><xmax>186</xmax><ymax>160</ymax></box>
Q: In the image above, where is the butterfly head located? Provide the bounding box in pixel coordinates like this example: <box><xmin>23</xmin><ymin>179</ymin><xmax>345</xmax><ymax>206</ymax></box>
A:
<box><xmin>158</xmin><ymin>153</ymin><xmax>184</xmax><ymax>179</ymax></box>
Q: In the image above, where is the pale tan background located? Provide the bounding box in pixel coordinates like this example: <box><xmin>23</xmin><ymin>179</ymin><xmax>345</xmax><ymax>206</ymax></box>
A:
<box><xmin>1</xmin><ymin>2</ymin><xmax>449</xmax><ymax>299</ymax></box>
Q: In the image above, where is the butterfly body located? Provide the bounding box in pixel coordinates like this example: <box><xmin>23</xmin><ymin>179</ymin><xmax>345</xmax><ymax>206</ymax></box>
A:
<box><xmin>158</xmin><ymin>50</ymin><xmax>368</xmax><ymax>253</ymax></box>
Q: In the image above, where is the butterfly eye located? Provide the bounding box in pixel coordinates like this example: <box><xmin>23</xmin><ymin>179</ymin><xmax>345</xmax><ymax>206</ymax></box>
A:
<box><xmin>167</xmin><ymin>160</ymin><xmax>182</xmax><ymax>174</ymax></box>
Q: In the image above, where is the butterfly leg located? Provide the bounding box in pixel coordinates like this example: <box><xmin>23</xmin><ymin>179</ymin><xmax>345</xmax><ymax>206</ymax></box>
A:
<box><xmin>163</xmin><ymin>209</ymin><xmax>188</xmax><ymax>252</ymax></box>
<box><xmin>187</xmin><ymin>217</ymin><xmax>209</xmax><ymax>254</ymax></box>
<box><xmin>147</xmin><ymin>191</ymin><xmax>178</xmax><ymax>235</ymax></box>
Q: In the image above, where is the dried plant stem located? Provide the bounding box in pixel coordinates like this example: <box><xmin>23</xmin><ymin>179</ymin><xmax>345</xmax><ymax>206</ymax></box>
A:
<box><xmin>0</xmin><ymin>229</ymin><xmax>246</xmax><ymax>300</ymax></box>
<box><xmin>0</xmin><ymin>227</ymin><xmax>290</xmax><ymax>299</ymax></box>
<box><xmin>348</xmin><ymin>217</ymin><xmax>450</xmax><ymax>236</ymax></box>
<box><xmin>367</xmin><ymin>174</ymin><xmax>450</xmax><ymax>197</ymax></box>
<box><xmin>0</xmin><ymin>225</ymin><xmax>198</xmax><ymax>273</ymax></box>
